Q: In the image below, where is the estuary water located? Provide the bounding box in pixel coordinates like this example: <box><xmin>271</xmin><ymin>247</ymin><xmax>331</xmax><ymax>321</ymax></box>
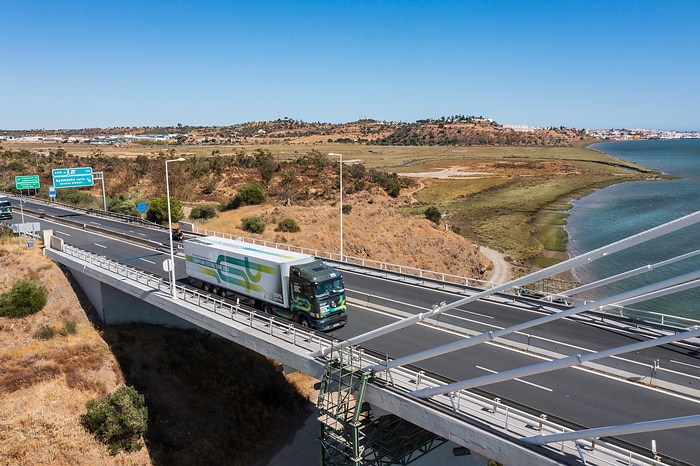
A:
<box><xmin>565</xmin><ymin>139</ymin><xmax>700</xmax><ymax>319</ymax></box>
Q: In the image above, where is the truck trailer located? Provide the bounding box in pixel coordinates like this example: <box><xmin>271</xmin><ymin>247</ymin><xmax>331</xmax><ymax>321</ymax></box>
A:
<box><xmin>183</xmin><ymin>236</ymin><xmax>347</xmax><ymax>331</ymax></box>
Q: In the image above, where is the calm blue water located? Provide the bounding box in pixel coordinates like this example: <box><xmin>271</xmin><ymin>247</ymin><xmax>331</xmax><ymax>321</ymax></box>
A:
<box><xmin>565</xmin><ymin>139</ymin><xmax>700</xmax><ymax>319</ymax></box>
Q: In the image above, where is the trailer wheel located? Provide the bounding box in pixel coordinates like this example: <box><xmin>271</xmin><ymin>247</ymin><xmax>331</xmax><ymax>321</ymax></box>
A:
<box><xmin>298</xmin><ymin>316</ymin><xmax>310</xmax><ymax>328</ymax></box>
<box><xmin>262</xmin><ymin>303</ymin><xmax>273</xmax><ymax>314</ymax></box>
<box><xmin>203</xmin><ymin>283</ymin><xmax>211</xmax><ymax>293</ymax></box>
<box><xmin>211</xmin><ymin>286</ymin><xmax>221</xmax><ymax>295</ymax></box>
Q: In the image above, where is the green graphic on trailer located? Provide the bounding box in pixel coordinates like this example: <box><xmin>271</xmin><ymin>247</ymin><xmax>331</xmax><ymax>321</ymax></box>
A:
<box><xmin>186</xmin><ymin>254</ymin><xmax>275</xmax><ymax>292</ymax></box>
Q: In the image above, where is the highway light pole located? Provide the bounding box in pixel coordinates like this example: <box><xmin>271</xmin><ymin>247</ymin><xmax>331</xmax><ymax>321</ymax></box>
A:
<box><xmin>166</xmin><ymin>157</ymin><xmax>185</xmax><ymax>298</ymax></box>
<box><xmin>328</xmin><ymin>153</ymin><xmax>343</xmax><ymax>260</ymax></box>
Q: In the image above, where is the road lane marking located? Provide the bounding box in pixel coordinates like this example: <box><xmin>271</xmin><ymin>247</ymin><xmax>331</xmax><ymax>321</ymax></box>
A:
<box><xmin>91</xmin><ymin>221</ymin><xmax>101</xmax><ymax>225</ymax></box>
<box><xmin>670</xmin><ymin>359</ymin><xmax>700</xmax><ymax>371</ymax></box>
<box><xmin>94</xmin><ymin>243</ymin><xmax>107</xmax><ymax>248</ymax></box>
<box><xmin>129</xmin><ymin>230</ymin><xmax>148</xmax><ymax>236</ymax></box>
<box><xmin>56</xmin><ymin>231</ymin><xmax>71</xmax><ymax>236</ymax></box>
<box><xmin>139</xmin><ymin>258</ymin><xmax>155</xmax><ymax>264</ymax></box>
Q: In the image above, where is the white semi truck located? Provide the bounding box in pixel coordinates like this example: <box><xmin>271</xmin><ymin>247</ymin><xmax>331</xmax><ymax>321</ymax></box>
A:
<box><xmin>183</xmin><ymin>236</ymin><xmax>347</xmax><ymax>331</ymax></box>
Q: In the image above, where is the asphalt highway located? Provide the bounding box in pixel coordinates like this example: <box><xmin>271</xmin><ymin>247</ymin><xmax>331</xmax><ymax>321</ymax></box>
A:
<box><xmin>6</xmin><ymin>196</ymin><xmax>700</xmax><ymax>464</ymax></box>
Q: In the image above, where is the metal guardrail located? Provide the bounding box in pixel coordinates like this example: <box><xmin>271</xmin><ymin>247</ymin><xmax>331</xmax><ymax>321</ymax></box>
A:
<box><xmin>55</xmin><ymin>243</ymin><xmax>669</xmax><ymax>466</ymax></box>
<box><xmin>192</xmin><ymin>227</ymin><xmax>700</xmax><ymax>333</ymax></box>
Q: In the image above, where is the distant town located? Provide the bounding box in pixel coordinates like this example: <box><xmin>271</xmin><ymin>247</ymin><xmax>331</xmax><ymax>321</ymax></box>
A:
<box><xmin>584</xmin><ymin>128</ymin><xmax>700</xmax><ymax>140</ymax></box>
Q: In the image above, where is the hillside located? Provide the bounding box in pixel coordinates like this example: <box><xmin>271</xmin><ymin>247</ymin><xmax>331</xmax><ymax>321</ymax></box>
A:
<box><xmin>0</xmin><ymin>238</ymin><xmax>316</xmax><ymax>465</ymax></box>
<box><xmin>1</xmin><ymin>115</ymin><xmax>586</xmax><ymax>147</ymax></box>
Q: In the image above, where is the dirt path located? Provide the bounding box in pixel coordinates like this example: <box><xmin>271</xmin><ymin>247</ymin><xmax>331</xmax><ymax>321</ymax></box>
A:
<box><xmin>479</xmin><ymin>246</ymin><xmax>512</xmax><ymax>284</ymax></box>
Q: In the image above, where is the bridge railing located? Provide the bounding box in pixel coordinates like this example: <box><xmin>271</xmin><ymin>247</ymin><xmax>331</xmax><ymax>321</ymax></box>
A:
<box><xmin>56</xmin><ymin>244</ymin><xmax>665</xmax><ymax>466</ymax></box>
<box><xmin>191</xmin><ymin>226</ymin><xmax>700</xmax><ymax>332</ymax></box>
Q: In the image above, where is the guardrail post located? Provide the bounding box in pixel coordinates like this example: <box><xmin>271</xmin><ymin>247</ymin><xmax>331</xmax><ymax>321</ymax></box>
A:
<box><xmin>492</xmin><ymin>397</ymin><xmax>501</xmax><ymax>415</ymax></box>
<box><xmin>538</xmin><ymin>414</ymin><xmax>547</xmax><ymax>431</ymax></box>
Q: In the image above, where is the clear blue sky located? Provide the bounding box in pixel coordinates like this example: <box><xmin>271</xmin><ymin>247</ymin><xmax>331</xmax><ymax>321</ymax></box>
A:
<box><xmin>2</xmin><ymin>0</ymin><xmax>698</xmax><ymax>131</ymax></box>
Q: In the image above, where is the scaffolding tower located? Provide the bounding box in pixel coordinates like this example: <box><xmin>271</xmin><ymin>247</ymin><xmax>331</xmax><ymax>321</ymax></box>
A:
<box><xmin>317</xmin><ymin>346</ymin><xmax>446</xmax><ymax>465</ymax></box>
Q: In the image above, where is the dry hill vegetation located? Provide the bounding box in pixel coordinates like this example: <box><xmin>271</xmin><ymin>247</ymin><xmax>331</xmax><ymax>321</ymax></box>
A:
<box><xmin>0</xmin><ymin>236</ymin><xmax>315</xmax><ymax>465</ymax></box>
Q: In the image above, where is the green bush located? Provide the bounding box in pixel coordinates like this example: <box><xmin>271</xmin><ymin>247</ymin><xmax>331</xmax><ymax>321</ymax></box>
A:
<box><xmin>190</xmin><ymin>204</ymin><xmax>217</xmax><ymax>220</ymax></box>
<box><xmin>241</xmin><ymin>216</ymin><xmax>265</xmax><ymax>234</ymax></box>
<box><xmin>341</xmin><ymin>204</ymin><xmax>352</xmax><ymax>215</ymax></box>
<box><xmin>146</xmin><ymin>196</ymin><xmax>184</xmax><ymax>224</ymax></box>
<box><xmin>35</xmin><ymin>324</ymin><xmax>56</xmax><ymax>340</ymax></box>
<box><xmin>61</xmin><ymin>319</ymin><xmax>78</xmax><ymax>336</ymax></box>
<box><xmin>220</xmin><ymin>183</ymin><xmax>266</xmax><ymax>211</ymax></box>
<box><xmin>0</xmin><ymin>278</ymin><xmax>48</xmax><ymax>317</ymax></box>
<box><xmin>425</xmin><ymin>206</ymin><xmax>442</xmax><ymax>225</ymax></box>
<box><xmin>275</xmin><ymin>217</ymin><xmax>300</xmax><ymax>233</ymax></box>
<box><xmin>82</xmin><ymin>385</ymin><xmax>148</xmax><ymax>455</ymax></box>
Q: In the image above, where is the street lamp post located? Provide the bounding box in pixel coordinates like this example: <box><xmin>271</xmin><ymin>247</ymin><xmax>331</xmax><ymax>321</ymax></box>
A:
<box><xmin>328</xmin><ymin>153</ymin><xmax>343</xmax><ymax>260</ymax></box>
<box><xmin>166</xmin><ymin>157</ymin><xmax>186</xmax><ymax>297</ymax></box>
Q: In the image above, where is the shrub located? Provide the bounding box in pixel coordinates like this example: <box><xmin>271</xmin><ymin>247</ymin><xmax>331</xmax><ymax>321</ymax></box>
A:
<box><xmin>61</xmin><ymin>319</ymin><xmax>78</xmax><ymax>336</ymax></box>
<box><xmin>341</xmin><ymin>204</ymin><xmax>352</xmax><ymax>215</ymax></box>
<box><xmin>0</xmin><ymin>278</ymin><xmax>48</xmax><ymax>317</ymax></box>
<box><xmin>82</xmin><ymin>385</ymin><xmax>148</xmax><ymax>455</ymax></box>
<box><xmin>35</xmin><ymin>324</ymin><xmax>56</xmax><ymax>340</ymax></box>
<box><xmin>190</xmin><ymin>204</ymin><xmax>217</xmax><ymax>220</ymax></box>
<box><xmin>241</xmin><ymin>216</ymin><xmax>265</xmax><ymax>234</ymax></box>
<box><xmin>220</xmin><ymin>183</ymin><xmax>266</xmax><ymax>211</ymax></box>
<box><xmin>425</xmin><ymin>206</ymin><xmax>442</xmax><ymax>225</ymax></box>
<box><xmin>276</xmin><ymin>218</ymin><xmax>300</xmax><ymax>233</ymax></box>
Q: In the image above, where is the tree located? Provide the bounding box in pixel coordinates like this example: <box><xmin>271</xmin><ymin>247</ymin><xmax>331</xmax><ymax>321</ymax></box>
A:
<box><xmin>146</xmin><ymin>196</ymin><xmax>184</xmax><ymax>224</ymax></box>
<box><xmin>425</xmin><ymin>206</ymin><xmax>442</xmax><ymax>225</ymax></box>
<box><xmin>253</xmin><ymin>148</ymin><xmax>277</xmax><ymax>185</ymax></box>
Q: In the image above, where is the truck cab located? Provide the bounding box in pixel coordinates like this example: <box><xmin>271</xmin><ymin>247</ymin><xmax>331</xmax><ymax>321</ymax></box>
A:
<box><xmin>289</xmin><ymin>260</ymin><xmax>347</xmax><ymax>331</ymax></box>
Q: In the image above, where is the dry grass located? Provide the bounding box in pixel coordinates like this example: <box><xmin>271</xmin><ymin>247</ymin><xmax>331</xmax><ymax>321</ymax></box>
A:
<box><xmin>0</xmin><ymin>237</ymin><xmax>146</xmax><ymax>465</ymax></box>
<box><xmin>0</xmin><ymin>236</ymin><xmax>322</xmax><ymax>466</ymax></box>
<box><xmin>197</xmin><ymin>187</ymin><xmax>488</xmax><ymax>279</ymax></box>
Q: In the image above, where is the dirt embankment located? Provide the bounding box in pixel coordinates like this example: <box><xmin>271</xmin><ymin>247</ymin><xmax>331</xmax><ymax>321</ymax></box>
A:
<box><xmin>0</xmin><ymin>240</ymin><xmax>314</xmax><ymax>465</ymax></box>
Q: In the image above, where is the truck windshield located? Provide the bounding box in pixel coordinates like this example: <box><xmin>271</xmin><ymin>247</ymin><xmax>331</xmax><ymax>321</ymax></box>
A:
<box><xmin>314</xmin><ymin>279</ymin><xmax>344</xmax><ymax>298</ymax></box>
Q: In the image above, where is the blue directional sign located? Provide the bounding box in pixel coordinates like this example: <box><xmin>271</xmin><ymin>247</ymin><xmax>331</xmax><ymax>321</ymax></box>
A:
<box><xmin>52</xmin><ymin>167</ymin><xmax>93</xmax><ymax>177</ymax></box>
<box><xmin>48</xmin><ymin>186</ymin><xmax>56</xmax><ymax>197</ymax></box>
<box><xmin>53</xmin><ymin>174</ymin><xmax>94</xmax><ymax>188</ymax></box>
<box><xmin>15</xmin><ymin>175</ymin><xmax>41</xmax><ymax>190</ymax></box>
<box><xmin>52</xmin><ymin>166</ymin><xmax>94</xmax><ymax>188</ymax></box>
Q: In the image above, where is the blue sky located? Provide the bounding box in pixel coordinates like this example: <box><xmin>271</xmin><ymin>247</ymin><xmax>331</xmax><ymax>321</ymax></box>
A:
<box><xmin>2</xmin><ymin>0</ymin><xmax>698</xmax><ymax>131</ymax></box>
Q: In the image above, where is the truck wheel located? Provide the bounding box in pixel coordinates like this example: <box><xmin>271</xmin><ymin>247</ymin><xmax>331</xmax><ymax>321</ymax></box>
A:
<box><xmin>211</xmin><ymin>286</ymin><xmax>220</xmax><ymax>295</ymax></box>
<box><xmin>298</xmin><ymin>316</ymin><xmax>310</xmax><ymax>327</ymax></box>
<box><xmin>262</xmin><ymin>303</ymin><xmax>273</xmax><ymax>315</ymax></box>
<box><xmin>203</xmin><ymin>283</ymin><xmax>211</xmax><ymax>293</ymax></box>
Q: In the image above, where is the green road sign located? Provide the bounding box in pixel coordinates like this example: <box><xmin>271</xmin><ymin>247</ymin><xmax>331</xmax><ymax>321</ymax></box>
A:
<box><xmin>53</xmin><ymin>174</ymin><xmax>94</xmax><ymax>188</ymax></box>
<box><xmin>15</xmin><ymin>175</ymin><xmax>41</xmax><ymax>190</ymax></box>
